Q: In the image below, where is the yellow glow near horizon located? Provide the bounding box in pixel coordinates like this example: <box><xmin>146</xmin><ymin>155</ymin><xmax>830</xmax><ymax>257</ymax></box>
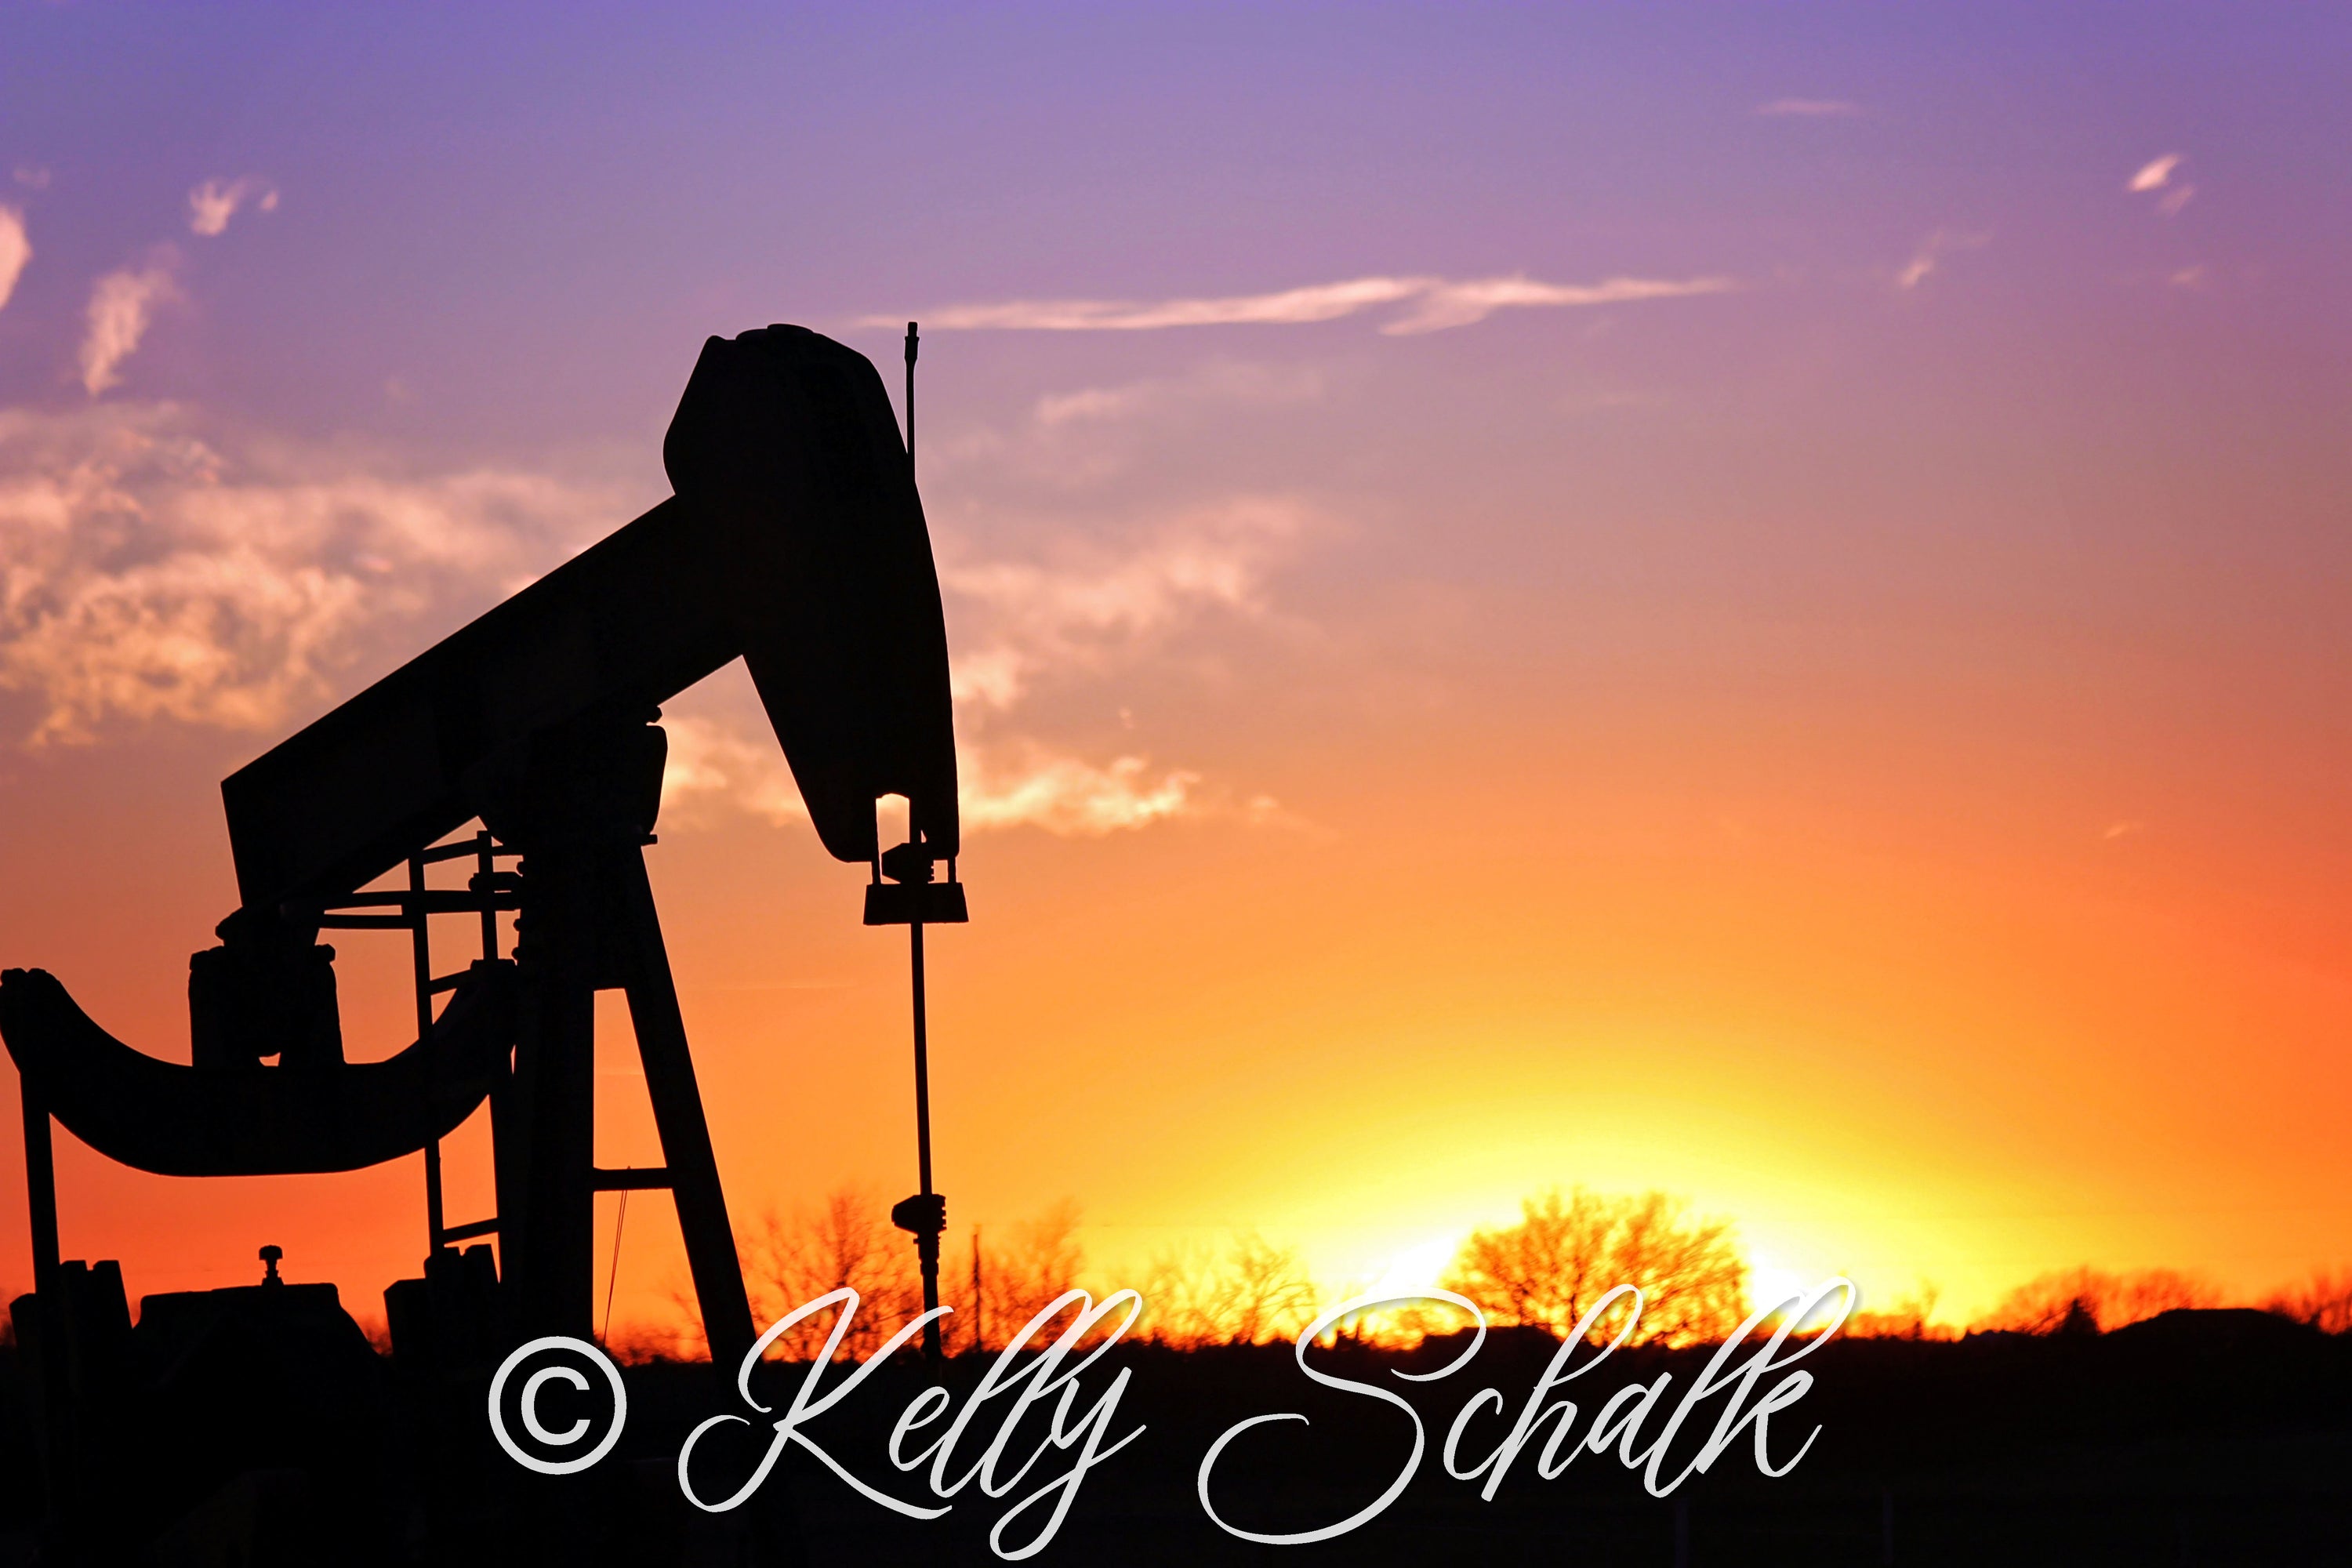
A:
<box><xmin>1366</xmin><ymin>1236</ymin><xmax>1463</xmax><ymax>1302</ymax></box>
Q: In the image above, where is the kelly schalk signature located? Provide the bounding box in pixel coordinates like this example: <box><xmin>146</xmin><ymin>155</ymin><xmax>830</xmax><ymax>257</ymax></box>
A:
<box><xmin>488</xmin><ymin>1278</ymin><xmax>1857</xmax><ymax>1561</ymax></box>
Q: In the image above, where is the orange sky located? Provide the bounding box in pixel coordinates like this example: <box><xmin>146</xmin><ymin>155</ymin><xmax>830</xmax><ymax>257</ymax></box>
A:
<box><xmin>9</xmin><ymin>633</ymin><xmax>2352</xmax><ymax>1338</ymax></box>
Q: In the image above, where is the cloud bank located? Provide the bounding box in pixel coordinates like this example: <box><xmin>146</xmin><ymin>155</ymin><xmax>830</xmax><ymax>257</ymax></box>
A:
<box><xmin>0</xmin><ymin>402</ymin><xmax>1295</xmax><ymax>839</ymax></box>
<box><xmin>872</xmin><ymin>271</ymin><xmax>1733</xmax><ymax>336</ymax></box>
<box><xmin>0</xmin><ymin>404</ymin><xmax>617</xmax><ymax>742</ymax></box>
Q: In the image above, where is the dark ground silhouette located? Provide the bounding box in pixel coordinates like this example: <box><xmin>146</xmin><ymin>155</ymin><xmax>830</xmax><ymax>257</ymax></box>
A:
<box><xmin>0</xmin><ymin>1295</ymin><xmax>2345</xmax><ymax>1564</ymax></box>
<box><xmin>749</xmin><ymin>1308</ymin><xmax>2352</xmax><ymax>1566</ymax></box>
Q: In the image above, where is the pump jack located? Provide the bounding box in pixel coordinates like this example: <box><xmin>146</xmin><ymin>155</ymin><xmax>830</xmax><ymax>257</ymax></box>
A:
<box><xmin>0</xmin><ymin>325</ymin><xmax>967</xmax><ymax>1559</ymax></box>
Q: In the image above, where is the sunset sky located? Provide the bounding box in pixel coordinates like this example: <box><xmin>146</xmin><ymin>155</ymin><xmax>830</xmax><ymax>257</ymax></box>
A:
<box><xmin>2</xmin><ymin>3</ymin><xmax>2350</xmax><ymax>1340</ymax></box>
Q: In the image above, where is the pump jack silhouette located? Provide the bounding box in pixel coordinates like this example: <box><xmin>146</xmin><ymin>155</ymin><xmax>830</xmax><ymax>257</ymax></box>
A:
<box><xmin>0</xmin><ymin>325</ymin><xmax>967</xmax><ymax>1560</ymax></box>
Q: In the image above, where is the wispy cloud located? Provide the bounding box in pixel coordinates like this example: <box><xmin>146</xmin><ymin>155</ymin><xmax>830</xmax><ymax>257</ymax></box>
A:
<box><xmin>0</xmin><ymin>207</ymin><xmax>28</xmax><ymax>314</ymax></box>
<box><xmin>187</xmin><ymin>175</ymin><xmax>278</xmax><ymax>238</ymax></box>
<box><xmin>944</xmin><ymin>496</ymin><xmax>1315</xmax><ymax>834</ymax></box>
<box><xmin>906</xmin><ymin>276</ymin><xmax>1420</xmax><ymax>332</ymax></box>
<box><xmin>1386</xmin><ymin>275</ymin><xmax>1733</xmax><ymax>334</ymax></box>
<box><xmin>11</xmin><ymin>167</ymin><xmax>50</xmax><ymax>191</ymax></box>
<box><xmin>1896</xmin><ymin>230</ymin><xmax>1989</xmax><ymax>291</ymax></box>
<box><xmin>942</xmin><ymin>495</ymin><xmax>1313</xmax><ymax>712</ymax></box>
<box><xmin>875</xmin><ymin>271</ymin><xmax>1734</xmax><ymax>336</ymax></box>
<box><xmin>659</xmin><ymin>717</ymin><xmax>1210</xmax><ymax>839</ymax></box>
<box><xmin>2128</xmin><ymin>154</ymin><xmax>2183</xmax><ymax>193</ymax></box>
<box><xmin>1758</xmin><ymin>98</ymin><xmax>1863</xmax><ymax>118</ymax></box>
<box><xmin>78</xmin><ymin>260</ymin><xmax>180</xmax><ymax>395</ymax></box>
<box><xmin>0</xmin><ymin>404</ymin><xmax>621</xmax><ymax>742</ymax></box>
<box><xmin>657</xmin><ymin>495</ymin><xmax>1319</xmax><ymax>837</ymax></box>
<box><xmin>960</xmin><ymin>746</ymin><xmax>1198</xmax><ymax>835</ymax></box>
<box><xmin>2128</xmin><ymin>154</ymin><xmax>2194</xmax><ymax>216</ymax></box>
<box><xmin>658</xmin><ymin>713</ymin><xmax>809</xmax><ymax>826</ymax></box>
<box><xmin>72</xmin><ymin>177</ymin><xmax>281</xmax><ymax>394</ymax></box>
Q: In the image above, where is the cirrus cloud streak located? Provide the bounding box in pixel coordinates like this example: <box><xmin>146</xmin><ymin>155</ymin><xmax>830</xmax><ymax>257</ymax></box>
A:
<box><xmin>869</xmin><ymin>271</ymin><xmax>1735</xmax><ymax>336</ymax></box>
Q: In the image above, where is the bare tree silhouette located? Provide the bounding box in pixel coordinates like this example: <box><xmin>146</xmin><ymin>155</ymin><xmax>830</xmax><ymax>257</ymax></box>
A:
<box><xmin>1139</xmin><ymin>1231</ymin><xmax>1318</xmax><ymax>1348</ymax></box>
<box><xmin>2262</xmin><ymin>1266</ymin><xmax>2352</xmax><ymax>1333</ymax></box>
<box><xmin>1442</xmin><ymin>1187</ymin><xmax>1748</xmax><ymax>1346</ymax></box>
<box><xmin>739</xmin><ymin>1183</ymin><xmax>922</xmax><ymax>1361</ymax></box>
<box><xmin>966</xmin><ymin>1199</ymin><xmax>1086</xmax><ymax>1350</ymax></box>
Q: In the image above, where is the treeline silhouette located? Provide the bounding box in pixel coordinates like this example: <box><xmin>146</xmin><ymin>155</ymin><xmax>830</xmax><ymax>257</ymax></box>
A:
<box><xmin>652</xmin><ymin>1185</ymin><xmax>2352</xmax><ymax>1563</ymax></box>
<box><xmin>2</xmin><ymin>1185</ymin><xmax>2350</xmax><ymax>1563</ymax></box>
<box><xmin>700</xmin><ymin>1187</ymin><xmax>1323</xmax><ymax>1359</ymax></box>
<box><xmin>641</xmin><ymin>1182</ymin><xmax>1755</xmax><ymax>1362</ymax></box>
<box><xmin>615</xmin><ymin>1182</ymin><xmax>2352</xmax><ymax>1361</ymax></box>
